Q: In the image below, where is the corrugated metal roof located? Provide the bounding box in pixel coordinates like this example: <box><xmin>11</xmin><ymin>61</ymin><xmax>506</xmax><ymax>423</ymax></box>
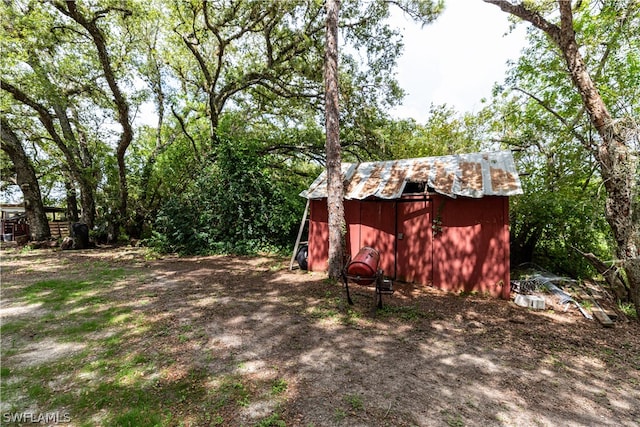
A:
<box><xmin>301</xmin><ymin>151</ymin><xmax>523</xmax><ymax>200</ymax></box>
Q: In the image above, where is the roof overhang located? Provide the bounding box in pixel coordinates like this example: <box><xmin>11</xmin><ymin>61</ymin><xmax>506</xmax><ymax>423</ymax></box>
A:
<box><xmin>301</xmin><ymin>151</ymin><xmax>523</xmax><ymax>200</ymax></box>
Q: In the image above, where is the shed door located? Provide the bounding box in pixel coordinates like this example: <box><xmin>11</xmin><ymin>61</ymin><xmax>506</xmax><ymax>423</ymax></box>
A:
<box><xmin>396</xmin><ymin>200</ymin><xmax>433</xmax><ymax>284</ymax></box>
<box><xmin>359</xmin><ymin>201</ymin><xmax>396</xmax><ymax>278</ymax></box>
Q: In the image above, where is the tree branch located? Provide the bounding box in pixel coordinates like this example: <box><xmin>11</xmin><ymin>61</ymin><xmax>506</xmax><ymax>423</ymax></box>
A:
<box><xmin>1</xmin><ymin>81</ymin><xmax>82</xmax><ymax>171</ymax></box>
<box><xmin>483</xmin><ymin>0</ymin><xmax>561</xmax><ymax>43</ymax></box>
<box><xmin>512</xmin><ymin>86</ymin><xmax>591</xmax><ymax>148</ymax></box>
<box><xmin>54</xmin><ymin>0</ymin><xmax>134</xmax><ymax>221</ymax></box>
<box><xmin>171</xmin><ymin>106</ymin><xmax>201</xmax><ymax>164</ymax></box>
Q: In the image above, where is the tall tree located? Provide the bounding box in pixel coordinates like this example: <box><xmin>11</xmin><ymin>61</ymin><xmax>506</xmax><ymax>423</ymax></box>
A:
<box><xmin>324</xmin><ymin>0</ymin><xmax>344</xmax><ymax>279</ymax></box>
<box><xmin>167</xmin><ymin>0</ymin><xmax>325</xmax><ymax>149</ymax></box>
<box><xmin>322</xmin><ymin>0</ymin><xmax>444</xmax><ymax>277</ymax></box>
<box><xmin>51</xmin><ymin>1</ymin><xmax>135</xmax><ymax>233</ymax></box>
<box><xmin>0</xmin><ymin>118</ymin><xmax>51</xmax><ymax>241</ymax></box>
<box><xmin>485</xmin><ymin>0</ymin><xmax>640</xmax><ymax>317</ymax></box>
<box><xmin>164</xmin><ymin>0</ymin><xmax>440</xmax><ymax>153</ymax></box>
<box><xmin>2</xmin><ymin>1</ymin><xmax>150</xmax><ymax>236</ymax></box>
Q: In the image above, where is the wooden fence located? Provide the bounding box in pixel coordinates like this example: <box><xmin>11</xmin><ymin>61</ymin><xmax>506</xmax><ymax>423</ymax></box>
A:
<box><xmin>49</xmin><ymin>222</ymin><xmax>71</xmax><ymax>238</ymax></box>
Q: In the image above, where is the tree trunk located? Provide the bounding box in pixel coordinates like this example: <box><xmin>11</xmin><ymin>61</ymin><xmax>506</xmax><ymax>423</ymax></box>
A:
<box><xmin>324</xmin><ymin>0</ymin><xmax>345</xmax><ymax>279</ymax></box>
<box><xmin>79</xmin><ymin>182</ymin><xmax>96</xmax><ymax>230</ymax></box>
<box><xmin>573</xmin><ymin>246</ymin><xmax>629</xmax><ymax>301</ymax></box>
<box><xmin>555</xmin><ymin>2</ymin><xmax>639</xmax><ymax>320</ymax></box>
<box><xmin>64</xmin><ymin>177</ymin><xmax>79</xmax><ymax>223</ymax></box>
<box><xmin>1</xmin><ymin>119</ymin><xmax>51</xmax><ymax>241</ymax></box>
<box><xmin>485</xmin><ymin>0</ymin><xmax>640</xmax><ymax>319</ymax></box>
<box><xmin>626</xmin><ymin>258</ymin><xmax>640</xmax><ymax>319</ymax></box>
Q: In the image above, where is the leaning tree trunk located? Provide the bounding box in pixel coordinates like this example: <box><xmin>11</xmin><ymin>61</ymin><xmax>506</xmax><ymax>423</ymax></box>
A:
<box><xmin>597</xmin><ymin>131</ymin><xmax>639</xmax><ymax>311</ymax></box>
<box><xmin>556</xmin><ymin>5</ymin><xmax>640</xmax><ymax>318</ymax></box>
<box><xmin>324</xmin><ymin>0</ymin><xmax>345</xmax><ymax>279</ymax></box>
<box><xmin>1</xmin><ymin>119</ymin><xmax>51</xmax><ymax>241</ymax></box>
<box><xmin>485</xmin><ymin>0</ymin><xmax>640</xmax><ymax>319</ymax></box>
<box><xmin>58</xmin><ymin>2</ymin><xmax>134</xmax><ymax>238</ymax></box>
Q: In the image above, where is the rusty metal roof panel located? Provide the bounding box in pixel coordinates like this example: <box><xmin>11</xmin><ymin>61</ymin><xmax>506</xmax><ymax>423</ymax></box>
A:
<box><xmin>301</xmin><ymin>151</ymin><xmax>522</xmax><ymax>200</ymax></box>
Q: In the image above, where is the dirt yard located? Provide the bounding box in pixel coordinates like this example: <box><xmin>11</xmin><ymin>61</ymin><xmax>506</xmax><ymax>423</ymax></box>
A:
<box><xmin>1</xmin><ymin>246</ymin><xmax>639</xmax><ymax>426</ymax></box>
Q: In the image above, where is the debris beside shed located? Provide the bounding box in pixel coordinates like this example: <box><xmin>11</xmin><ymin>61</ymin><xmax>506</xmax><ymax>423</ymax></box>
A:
<box><xmin>510</xmin><ymin>268</ymin><xmax>626</xmax><ymax>327</ymax></box>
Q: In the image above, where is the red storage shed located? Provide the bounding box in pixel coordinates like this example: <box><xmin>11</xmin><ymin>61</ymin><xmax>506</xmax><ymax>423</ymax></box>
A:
<box><xmin>301</xmin><ymin>151</ymin><xmax>523</xmax><ymax>299</ymax></box>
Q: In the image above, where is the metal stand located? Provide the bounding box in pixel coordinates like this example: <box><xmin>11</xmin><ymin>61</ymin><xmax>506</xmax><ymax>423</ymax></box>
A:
<box><xmin>342</xmin><ymin>267</ymin><xmax>394</xmax><ymax>309</ymax></box>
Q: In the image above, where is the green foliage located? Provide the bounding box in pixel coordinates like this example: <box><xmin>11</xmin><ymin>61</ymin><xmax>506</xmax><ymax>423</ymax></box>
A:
<box><xmin>509</xmin><ymin>178</ymin><xmax>612</xmax><ymax>278</ymax></box>
<box><xmin>493</xmin><ymin>95</ymin><xmax>615</xmax><ymax>277</ymax></box>
<box><xmin>619</xmin><ymin>302</ymin><xmax>638</xmax><ymax>320</ymax></box>
<box><xmin>379</xmin><ymin>104</ymin><xmax>481</xmax><ymax>160</ymax></box>
<box><xmin>148</xmin><ymin>137</ymin><xmax>306</xmax><ymax>255</ymax></box>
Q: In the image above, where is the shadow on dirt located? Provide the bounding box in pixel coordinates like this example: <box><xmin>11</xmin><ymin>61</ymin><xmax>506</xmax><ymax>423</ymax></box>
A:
<box><xmin>1</xmin><ymin>247</ymin><xmax>638</xmax><ymax>426</ymax></box>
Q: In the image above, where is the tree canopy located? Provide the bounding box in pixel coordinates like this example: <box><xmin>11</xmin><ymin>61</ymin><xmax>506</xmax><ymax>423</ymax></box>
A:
<box><xmin>1</xmin><ymin>0</ymin><xmax>423</xmax><ymax>240</ymax></box>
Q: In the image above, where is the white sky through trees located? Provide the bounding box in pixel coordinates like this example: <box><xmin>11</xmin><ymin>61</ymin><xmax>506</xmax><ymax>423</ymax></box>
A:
<box><xmin>390</xmin><ymin>1</ymin><xmax>527</xmax><ymax>121</ymax></box>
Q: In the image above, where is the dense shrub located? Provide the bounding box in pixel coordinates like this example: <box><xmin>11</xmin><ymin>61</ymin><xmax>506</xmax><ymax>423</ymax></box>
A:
<box><xmin>510</xmin><ymin>180</ymin><xmax>612</xmax><ymax>279</ymax></box>
<box><xmin>148</xmin><ymin>141</ymin><xmax>306</xmax><ymax>255</ymax></box>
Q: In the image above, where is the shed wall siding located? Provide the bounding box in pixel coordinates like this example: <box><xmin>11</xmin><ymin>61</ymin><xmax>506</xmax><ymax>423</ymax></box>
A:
<box><xmin>432</xmin><ymin>197</ymin><xmax>509</xmax><ymax>298</ymax></box>
<box><xmin>308</xmin><ymin>201</ymin><xmax>329</xmax><ymax>272</ymax></box>
<box><xmin>308</xmin><ymin>196</ymin><xmax>510</xmax><ymax>298</ymax></box>
<box><xmin>358</xmin><ymin>202</ymin><xmax>396</xmax><ymax>277</ymax></box>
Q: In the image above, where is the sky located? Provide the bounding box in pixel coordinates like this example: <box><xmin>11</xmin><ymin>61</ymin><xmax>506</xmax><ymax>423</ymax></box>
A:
<box><xmin>389</xmin><ymin>1</ymin><xmax>529</xmax><ymax>122</ymax></box>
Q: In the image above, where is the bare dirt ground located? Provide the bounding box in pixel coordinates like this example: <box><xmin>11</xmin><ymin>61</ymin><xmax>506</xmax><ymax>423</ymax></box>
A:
<box><xmin>1</xmin><ymin>245</ymin><xmax>639</xmax><ymax>426</ymax></box>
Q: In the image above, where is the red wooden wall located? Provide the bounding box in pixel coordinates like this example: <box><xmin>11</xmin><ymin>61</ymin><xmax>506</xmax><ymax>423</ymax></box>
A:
<box><xmin>308</xmin><ymin>195</ymin><xmax>510</xmax><ymax>299</ymax></box>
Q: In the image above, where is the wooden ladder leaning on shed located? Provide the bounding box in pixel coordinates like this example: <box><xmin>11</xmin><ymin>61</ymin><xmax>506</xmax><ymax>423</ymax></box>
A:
<box><xmin>289</xmin><ymin>199</ymin><xmax>310</xmax><ymax>271</ymax></box>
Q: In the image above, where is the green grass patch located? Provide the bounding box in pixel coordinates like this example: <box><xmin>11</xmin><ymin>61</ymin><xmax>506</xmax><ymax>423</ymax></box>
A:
<box><xmin>20</xmin><ymin>268</ymin><xmax>127</xmax><ymax>310</ymax></box>
<box><xmin>256</xmin><ymin>412</ymin><xmax>286</xmax><ymax>427</ymax></box>
<box><xmin>0</xmin><ymin>319</ymin><xmax>29</xmax><ymax>335</ymax></box>
<box><xmin>103</xmin><ymin>407</ymin><xmax>163</xmax><ymax>427</ymax></box>
<box><xmin>221</xmin><ymin>378</ymin><xmax>251</xmax><ymax>407</ymax></box>
<box><xmin>344</xmin><ymin>393</ymin><xmax>364</xmax><ymax>411</ymax></box>
<box><xmin>308</xmin><ymin>306</ymin><xmax>339</xmax><ymax>319</ymax></box>
<box><xmin>441</xmin><ymin>409</ymin><xmax>465</xmax><ymax>427</ymax></box>
<box><xmin>271</xmin><ymin>378</ymin><xmax>288</xmax><ymax>395</ymax></box>
<box><xmin>619</xmin><ymin>302</ymin><xmax>638</xmax><ymax>319</ymax></box>
<box><xmin>22</xmin><ymin>279</ymin><xmax>93</xmax><ymax>307</ymax></box>
<box><xmin>378</xmin><ymin>304</ymin><xmax>432</xmax><ymax>321</ymax></box>
<box><xmin>0</xmin><ymin>366</ymin><xmax>11</xmax><ymax>379</ymax></box>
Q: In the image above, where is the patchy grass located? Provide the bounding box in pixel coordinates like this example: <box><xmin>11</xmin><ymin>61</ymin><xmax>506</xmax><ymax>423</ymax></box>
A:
<box><xmin>378</xmin><ymin>303</ymin><xmax>435</xmax><ymax>321</ymax></box>
<box><xmin>270</xmin><ymin>378</ymin><xmax>288</xmax><ymax>396</ymax></box>
<box><xmin>344</xmin><ymin>393</ymin><xmax>364</xmax><ymax>411</ymax></box>
<box><xmin>619</xmin><ymin>302</ymin><xmax>638</xmax><ymax>319</ymax></box>
<box><xmin>0</xmin><ymin>249</ymin><xmax>296</xmax><ymax>426</ymax></box>
<box><xmin>2</xmin><ymin>247</ymin><xmax>639</xmax><ymax>427</ymax></box>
